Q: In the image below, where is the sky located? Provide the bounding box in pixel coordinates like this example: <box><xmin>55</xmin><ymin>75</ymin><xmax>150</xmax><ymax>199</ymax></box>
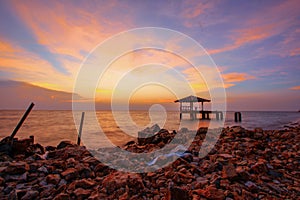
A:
<box><xmin>0</xmin><ymin>0</ymin><xmax>299</xmax><ymax>111</ymax></box>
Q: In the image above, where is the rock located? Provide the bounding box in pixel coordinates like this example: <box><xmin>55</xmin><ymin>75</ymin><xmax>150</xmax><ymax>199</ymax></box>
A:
<box><xmin>73</xmin><ymin>188</ymin><xmax>91</xmax><ymax>199</ymax></box>
<box><xmin>57</xmin><ymin>141</ymin><xmax>74</xmax><ymax>149</ymax></box>
<box><xmin>222</xmin><ymin>163</ymin><xmax>237</xmax><ymax>179</ymax></box>
<box><xmin>54</xmin><ymin>193</ymin><xmax>70</xmax><ymax>200</ymax></box>
<box><xmin>245</xmin><ymin>181</ymin><xmax>258</xmax><ymax>191</ymax></box>
<box><xmin>5</xmin><ymin>172</ymin><xmax>28</xmax><ymax>182</ymax></box>
<box><xmin>138</xmin><ymin>124</ymin><xmax>161</xmax><ymax>145</ymax></box>
<box><xmin>4</xmin><ymin>162</ymin><xmax>29</xmax><ymax>174</ymax></box>
<box><xmin>218</xmin><ymin>154</ymin><xmax>233</xmax><ymax>159</ymax></box>
<box><xmin>195</xmin><ymin>177</ymin><xmax>209</xmax><ymax>188</ymax></box>
<box><xmin>102</xmin><ymin>171</ymin><xmax>144</xmax><ymax>194</ymax></box>
<box><xmin>231</xmin><ymin>126</ymin><xmax>245</xmax><ymax>134</ymax></box>
<box><xmin>0</xmin><ymin>177</ymin><xmax>4</xmax><ymax>186</ymax></box>
<box><xmin>12</xmin><ymin>137</ymin><xmax>34</xmax><ymax>156</ymax></box>
<box><xmin>250</xmin><ymin>160</ymin><xmax>268</xmax><ymax>174</ymax></box>
<box><xmin>61</xmin><ymin>168</ymin><xmax>79</xmax><ymax>181</ymax></box>
<box><xmin>45</xmin><ymin>146</ymin><xmax>56</xmax><ymax>151</ymax></box>
<box><xmin>21</xmin><ymin>190</ymin><xmax>39</xmax><ymax>200</ymax></box>
<box><xmin>25</xmin><ymin>143</ymin><xmax>45</xmax><ymax>157</ymax></box>
<box><xmin>0</xmin><ymin>142</ymin><xmax>12</xmax><ymax>156</ymax></box>
<box><xmin>80</xmin><ymin>167</ymin><xmax>95</xmax><ymax>179</ymax></box>
<box><xmin>74</xmin><ymin>179</ymin><xmax>95</xmax><ymax>189</ymax></box>
<box><xmin>167</xmin><ymin>186</ymin><xmax>189</xmax><ymax>200</ymax></box>
<box><xmin>193</xmin><ymin>186</ymin><xmax>224</xmax><ymax>200</ymax></box>
<box><xmin>37</xmin><ymin>166</ymin><xmax>48</xmax><ymax>174</ymax></box>
<box><xmin>46</xmin><ymin>174</ymin><xmax>61</xmax><ymax>185</ymax></box>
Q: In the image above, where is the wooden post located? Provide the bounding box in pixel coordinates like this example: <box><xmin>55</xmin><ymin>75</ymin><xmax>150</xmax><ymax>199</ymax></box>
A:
<box><xmin>234</xmin><ymin>112</ymin><xmax>242</xmax><ymax>122</ymax></box>
<box><xmin>201</xmin><ymin>102</ymin><xmax>204</xmax><ymax>111</ymax></box>
<box><xmin>77</xmin><ymin>112</ymin><xmax>85</xmax><ymax>145</ymax></box>
<box><xmin>10</xmin><ymin>102</ymin><xmax>35</xmax><ymax>142</ymax></box>
<box><xmin>202</xmin><ymin>112</ymin><xmax>205</xmax><ymax>119</ymax></box>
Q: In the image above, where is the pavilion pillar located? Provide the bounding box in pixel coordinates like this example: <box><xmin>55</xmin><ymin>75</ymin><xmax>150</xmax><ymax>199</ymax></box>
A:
<box><xmin>190</xmin><ymin>101</ymin><xmax>193</xmax><ymax>120</ymax></box>
<box><xmin>201</xmin><ymin>102</ymin><xmax>204</xmax><ymax>111</ymax></box>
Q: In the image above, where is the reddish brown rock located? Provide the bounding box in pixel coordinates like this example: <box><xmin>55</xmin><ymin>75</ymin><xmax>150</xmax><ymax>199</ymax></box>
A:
<box><xmin>250</xmin><ymin>160</ymin><xmax>268</xmax><ymax>174</ymax></box>
<box><xmin>167</xmin><ymin>187</ymin><xmax>190</xmax><ymax>200</ymax></box>
<box><xmin>74</xmin><ymin>179</ymin><xmax>95</xmax><ymax>189</ymax></box>
<box><xmin>193</xmin><ymin>186</ymin><xmax>224</xmax><ymax>200</ymax></box>
<box><xmin>61</xmin><ymin>168</ymin><xmax>78</xmax><ymax>181</ymax></box>
<box><xmin>46</xmin><ymin>174</ymin><xmax>61</xmax><ymax>185</ymax></box>
<box><xmin>102</xmin><ymin>171</ymin><xmax>144</xmax><ymax>195</ymax></box>
<box><xmin>73</xmin><ymin>188</ymin><xmax>91</xmax><ymax>199</ymax></box>
<box><xmin>21</xmin><ymin>190</ymin><xmax>39</xmax><ymax>200</ymax></box>
<box><xmin>4</xmin><ymin>162</ymin><xmax>29</xmax><ymax>175</ymax></box>
<box><xmin>222</xmin><ymin>163</ymin><xmax>237</xmax><ymax>179</ymax></box>
<box><xmin>53</xmin><ymin>193</ymin><xmax>70</xmax><ymax>200</ymax></box>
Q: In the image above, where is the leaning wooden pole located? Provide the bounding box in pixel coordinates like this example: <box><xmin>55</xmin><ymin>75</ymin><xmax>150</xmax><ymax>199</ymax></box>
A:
<box><xmin>10</xmin><ymin>102</ymin><xmax>35</xmax><ymax>142</ymax></box>
<box><xmin>77</xmin><ymin>112</ymin><xmax>85</xmax><ymax>145</ymax></box>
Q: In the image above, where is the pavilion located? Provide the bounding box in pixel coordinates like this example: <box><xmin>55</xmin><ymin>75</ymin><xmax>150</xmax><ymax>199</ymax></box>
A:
<box><xmin>175</xmin><ymin>95</ymin><xmax>223</xmax><ymax>120</ymax></box>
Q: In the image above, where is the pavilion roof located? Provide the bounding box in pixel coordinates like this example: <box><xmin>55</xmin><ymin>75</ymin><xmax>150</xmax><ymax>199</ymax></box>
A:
<box><xmin>174</xmin><ymin>95</ymin><xmax>211</xmax><ymax>103</ymax></box>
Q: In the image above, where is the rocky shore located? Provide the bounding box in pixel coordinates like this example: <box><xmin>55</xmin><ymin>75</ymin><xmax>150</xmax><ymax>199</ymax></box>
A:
<box><xmin>0</xmin><ymin>125</ymin><xmax>299</xmax><ymax>199</ymax></box>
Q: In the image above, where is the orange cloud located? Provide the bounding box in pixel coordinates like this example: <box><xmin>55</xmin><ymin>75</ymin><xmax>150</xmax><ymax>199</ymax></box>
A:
<box><xmin>222</xmin><ymin>72</ymin><xmax>255</xmax><ymax>83</ymax></box>
<box><xmin>10</xmin><ymin>0</ymin><xmax>133</xmax><ymax>73</ymax></box>
<box><xmin>289</xmin><ymin>85</ymin><xmax>300</xmax><ymax>90</ymax></box>
<box><xmin>0</xmin><ymin>39</ymin><xmax>75</xmax><ymax>92</ymax></box>
<box><xmin>290</xmin><ymin>48</ymin><xmax>300</xmax><ymax>56</ymax></box>
<box><xmin>0</xmin><ymin>40</ymin><xmax>15</xmax><ymax>53</ymax></box>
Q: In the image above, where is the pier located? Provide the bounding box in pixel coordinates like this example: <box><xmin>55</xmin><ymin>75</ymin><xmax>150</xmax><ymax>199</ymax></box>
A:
<box><xmin>175</xmin><ymin>95</ymin><xmax>224</xmax><ymax>120</ymax></box>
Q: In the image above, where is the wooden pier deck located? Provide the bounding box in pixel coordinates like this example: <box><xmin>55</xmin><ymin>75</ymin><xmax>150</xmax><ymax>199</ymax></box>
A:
<box><xmin>179</xmin><ymin>108</ymin><xmax>224</xmax><ymax>120</ymax></box>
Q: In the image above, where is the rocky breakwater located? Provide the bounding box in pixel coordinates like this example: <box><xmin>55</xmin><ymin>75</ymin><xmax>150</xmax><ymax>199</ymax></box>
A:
<box><xmin>0</xmin><ymin>124</ymin><xmax>299</xmax><ymax>199</ymax></box>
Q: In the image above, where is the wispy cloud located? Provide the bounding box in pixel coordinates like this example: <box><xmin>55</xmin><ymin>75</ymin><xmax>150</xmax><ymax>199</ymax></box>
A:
<box><xmin>222</xmin><ymin>72</ymin><xmax>255</xmax><ymax>83</ymax></box>
<box><xmin>289</xmin><ymin>85</ymin><xmax>300</xmax><ymax>90</ymax></box>
<box><xmin>208</xmin><ymin>0</ymin><xmax>300</xmax><ymax>55</ymax></box>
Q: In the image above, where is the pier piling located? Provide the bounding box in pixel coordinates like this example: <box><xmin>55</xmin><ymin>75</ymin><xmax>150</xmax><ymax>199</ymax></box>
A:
<box><xmin>10</xmin><ymin>102</ymin><xmax>35</xmax><ymax>144</ymax></box>
<box><xmin>77</xmin><ymin>112</ymin><xmax>85</xmax><ymax>145</ymax></box>
<box><xmin>234</xmin><ymin>112</ymin><xmax>242</xmax><ymax>122</ymax></box>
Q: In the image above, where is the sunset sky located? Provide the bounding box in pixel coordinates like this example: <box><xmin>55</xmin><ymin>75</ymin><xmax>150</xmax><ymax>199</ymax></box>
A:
<box><xmin>0</xmin><ymin>0</ymin><xmax>299</xmax><ymax>111</ymax></box>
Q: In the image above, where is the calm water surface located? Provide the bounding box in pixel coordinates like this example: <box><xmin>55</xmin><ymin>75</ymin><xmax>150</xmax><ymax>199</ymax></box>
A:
<box><xmin>0</xmin><ymin>110</ymin><xmax>299</xmax><ymax>147</ymax></box>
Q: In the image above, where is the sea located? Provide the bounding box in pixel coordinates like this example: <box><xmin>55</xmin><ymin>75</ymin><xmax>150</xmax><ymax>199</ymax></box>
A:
<box><xmin>0</xmin><ymin>110</ymin><xmax>299</xmax><ymax>147</ymax></box>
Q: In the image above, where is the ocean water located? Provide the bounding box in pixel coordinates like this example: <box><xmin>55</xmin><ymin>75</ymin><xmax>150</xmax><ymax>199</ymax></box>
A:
<box><xmin>0</xmin><ymin>110</ymin><xmax>299</xmax><ymax>147</ymax></box>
